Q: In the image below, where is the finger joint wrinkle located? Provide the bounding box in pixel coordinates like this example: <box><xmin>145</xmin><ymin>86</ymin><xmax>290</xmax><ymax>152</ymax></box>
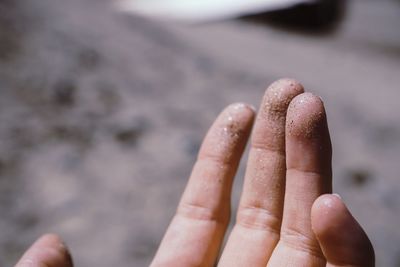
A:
<box><xmin>280</xmin><ymin>227</ymin><xmax>324</xmax><ymax>259</ymax></box>
<box><xmin>237</xmin><ymin>205</ymin><xmax>281</xmax><ymax>235</ymax></box>
<box><xmin>177</xmin><ymin>202</ymin><xmax>228</xmax><ymax>224</ymax></box>
<box><xmin>250</xmin><ymin>142</ymin><xmax>285</xmax><ymax>158</ymax></box>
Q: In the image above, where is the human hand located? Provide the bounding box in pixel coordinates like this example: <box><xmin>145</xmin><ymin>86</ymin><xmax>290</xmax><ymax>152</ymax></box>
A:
<box><xmin>14</xmin><ymin>79</ymin><xmax>374</xmax><ymax>267</ymax></box>
<box><xmin>150</xmin><ymin>79</ymin><xmax>374</xmax><ymax>267</ymax></box>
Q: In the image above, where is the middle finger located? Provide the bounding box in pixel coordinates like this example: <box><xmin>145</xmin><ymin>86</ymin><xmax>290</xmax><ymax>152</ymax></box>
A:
<box><xmin>219</xmin><ymin>79</ymin><xmax>304</xmax><ymax>266</ymax></box>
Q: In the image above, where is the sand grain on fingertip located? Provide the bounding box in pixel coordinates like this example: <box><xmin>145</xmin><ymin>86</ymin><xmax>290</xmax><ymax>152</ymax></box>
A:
<box><xmin>286</xmin><ymin>93</ymin><xmax>328</xmax><ymax>139</ymax></box>
<box><xmin>261</xmin><ymin>78</ymin><xmax>304</xmax><ymax>119</ymax></box>
<box><xmin>199</xmin><ymin>103</ymin><xmax>255</xmax><ymax>164</ymax></box>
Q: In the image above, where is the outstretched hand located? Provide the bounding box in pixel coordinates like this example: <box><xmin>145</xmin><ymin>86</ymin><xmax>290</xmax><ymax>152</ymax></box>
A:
<box><xmin>15</xmin><ymin>79</ymin><xmax>374</xmax><ymax>267</ymax></box>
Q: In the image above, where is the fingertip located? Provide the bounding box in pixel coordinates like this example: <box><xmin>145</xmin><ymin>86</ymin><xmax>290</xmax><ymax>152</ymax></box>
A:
<box><xmin>262</xmin><ymin>78</ymin><xmax>305</xmax><ymax>116</ymax></box>
<box><xmin>286</xmin><ymin>92</ymin><xmax>327</xmax><ymax>139</ymax></box>
<box><xmin>215</xmin><ymin>102</ymin><xmax>256</xmax><ymax>146</ymax></box>
<box><xmin>205</xmin><ymin>102</ymin><xmax>255</xmax><ymax>139</ymax></box>
<box><xmin>16</xmin><ymin>234</ymin><xmax>73</xmax><ymax>267</ymax></box>
<box><xmin>267</xmin><ymin>78</ymin><xmax>305</xmax><ymax>96</ymax></box>
<box><xmin>251</xmin><ymin>78</ymin><xmax>304</xmax><ymax>151</ymax></box>
<box><xmin>195</xmin><ymin>102</ymin><xmax>256</xmax><ymax>168</ymax></box>
<box><xmin>311</xmin><ymin>194</ymin><xmax>346</xmax><ymax>234</ymax></box>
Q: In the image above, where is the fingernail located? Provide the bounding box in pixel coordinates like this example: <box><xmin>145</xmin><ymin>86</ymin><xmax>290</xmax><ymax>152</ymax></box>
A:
<box><xmin>333</xmin><ymin>193</ymin><xmax>342</xmax><ymax>200</ymax></box>
<box><xmin>230</xmin><ymin>102</ymin><xmax>254</xmax><ymax>112</ymax></box>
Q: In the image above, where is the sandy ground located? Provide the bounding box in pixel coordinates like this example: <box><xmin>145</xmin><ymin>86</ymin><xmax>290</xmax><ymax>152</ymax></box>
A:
<box><xmin>0</xmin><ymin>0</ymin><xmax>399</xmax><ymax>266</ymax></box>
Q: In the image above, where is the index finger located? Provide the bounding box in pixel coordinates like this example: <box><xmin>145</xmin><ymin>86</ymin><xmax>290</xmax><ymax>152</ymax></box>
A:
<box><xmin>150</xmin><ymin>103</ymin><xmax>255</xmax><ymax>267</ymax></box>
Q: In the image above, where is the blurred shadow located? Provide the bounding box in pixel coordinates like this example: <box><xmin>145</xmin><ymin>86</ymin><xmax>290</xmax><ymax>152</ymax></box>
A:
<box><xmin>241</xmin><ymin>0</ymin><xmax>347</xmax><ymax>35</ymax></box>
<box><xmin>0</xmin><ymin>0</ymin><xmax>21</xmax><ymax>61</ymax></box>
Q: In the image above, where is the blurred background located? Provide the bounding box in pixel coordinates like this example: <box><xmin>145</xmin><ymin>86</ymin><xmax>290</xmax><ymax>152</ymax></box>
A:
<box><xmin>0</xmin><ymin>0</ymin><xmax>399</xmax><ymax>266</ymax></box>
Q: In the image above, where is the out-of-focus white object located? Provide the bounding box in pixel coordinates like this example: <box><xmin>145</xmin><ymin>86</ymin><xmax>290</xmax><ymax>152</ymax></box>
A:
<box><xmin>115</xmin><ymin>0</ymin><xmax>316</xmax><ymax>23</ymax></box>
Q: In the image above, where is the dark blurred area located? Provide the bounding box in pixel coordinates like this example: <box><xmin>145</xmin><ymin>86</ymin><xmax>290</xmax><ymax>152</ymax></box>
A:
<box><xmin>0</xmin><ymin>0</ymin><xmax>22</xmax><ymax>61</ymax></box>
<box><xmin>0</xmin><ymin>0</ymin><xmax>399</xmax><ymax>266</ymax></box>
<box><xmin>243</xmin><ymin>0</ymin><xmax>346</xmax><ymax>33</ymax></box>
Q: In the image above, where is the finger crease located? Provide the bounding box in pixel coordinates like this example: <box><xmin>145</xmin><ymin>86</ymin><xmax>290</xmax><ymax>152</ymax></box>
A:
<box><xmin>250</xmin><ymin>142</ymin><xmax>285</xmax><ymax>157</ymax></box>
<box><xmin>236</xmin><ymin>206</ymin><xmax>281</xmax><ymax>235</ymax></box>
<box><xmin>197</xmin><ymin>153</ymin><xmax>232</xmax><ymax>166</ymax></box>
<box><xmin>280</xmin><ymin>227</ymin><xmax>324</xmax><ymax>259</ymax></box>
<box><xmin>177</xmin><ymin>202</ymin><xmax>227</xmax><ymax>224</ymax></box>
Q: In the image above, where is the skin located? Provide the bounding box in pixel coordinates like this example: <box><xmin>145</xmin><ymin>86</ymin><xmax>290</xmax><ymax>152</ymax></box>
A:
<box><xmin>15</xmin><ymin>79</ymin><xmax>374</xmax><ymax>267</ymax></box>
